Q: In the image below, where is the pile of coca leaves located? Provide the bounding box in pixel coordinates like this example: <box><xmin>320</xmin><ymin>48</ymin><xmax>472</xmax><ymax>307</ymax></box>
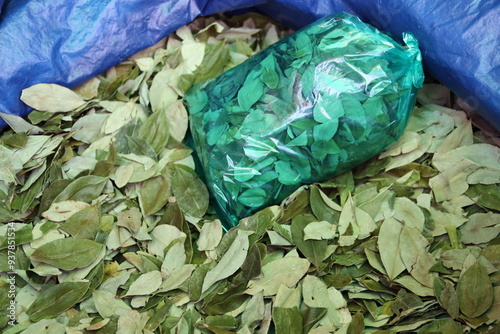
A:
<box><xmin>0</xmin><ymin>13</ymin><xmax>499</xmax><ymax>334</ymax></box>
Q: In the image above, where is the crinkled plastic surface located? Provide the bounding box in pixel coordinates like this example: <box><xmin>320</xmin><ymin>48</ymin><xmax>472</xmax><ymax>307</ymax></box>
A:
<box><xmin>0</xmin><ymin>0</ymin><xmax>498</xmax><ymax>130</ymax></box>
<box><xmin>185</xmin><ymin>12</ymin><xmax>424</xmax><ymax>227</ymax></box>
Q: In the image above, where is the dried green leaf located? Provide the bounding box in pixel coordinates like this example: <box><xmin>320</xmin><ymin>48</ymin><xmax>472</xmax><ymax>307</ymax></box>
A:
<box><xmin>117</xmin><ymin>207</ymin><xmax>142</xmax><ymax>235</ymax></box>
<box><xmin>486</xmin><ymin>286</ymin><xmax>500</xmax><ymax>322</ymax></box>
<box><xmin>427</xmin><ymin>206</ymin><xmax>467</xmax><ymax>237</ymax></box>
<box><xmin>139</xmin><ymin>172</ymin><xmax>172</xmax><ymax>215</ymax></box>
<box><xmin>347</xmin><ymin>312</ymin><xmax>365</xmax><ymax>334</ymax></box>
<box><xmin>158</xmin><ymin>265</ymin><xmax>195</xmax><ymax>292</ymax></box>
<box><xmin>74</xmin><ymin>77</ymin><xmax>100</xmax><ymax>99</ymax></box>
<box><xmin>393</xmin><ymin>197</ymin><xmax>424</xmax><ymax>232</ymax></box>
<box><xmin>456</xmin><ymin>262</ymin><xmax>493</xmax><ymax>318</ymax></box>
<box><xmin>434</xmin><ymin>277</ymin><xmax>459</xmax><ymax>318</ymax></box>
<box><xmin>148</xmin><ymin>224</ymin><xmax>186</xmax><ymax>257</ymax></box>
<box><xmin>187</xmin><ymin>262</ymin><xmax>214</xmax><ymax>301</ymax></box>
<box><xmin>21</xmin><ymin>83</ymin><xmax>86</xmax><ymax>112</ymax></box>
<box><xmin>384</xmin><ymin>132</ymin><xmax>433</xmax><ymax>171</ymax></box>
<box><xmin>0</xmin><ymin>144</ymin><xmax>24</xmax><ymax>184</ymax></box>
<box><xmin>126</xmin><ymin>270</ymin><xmax>163</xmax><ymax>296</ymax></box>
<box><xmin>0</xmin><ymin>112</ymin><xmax>43</xmax><ymax>135</ymax></box>
<box><xmin>31</xmin><ymin>238</ymin><xmax>103</xmax><ymax>270</ymax></box>
<box><xmin>291</xmin><ymin>214</ymin><xmax>327</xmax><ymax>268</ymax></box>
<box><xmin>434</xmin><ymin>119</ymin><xmax>473</xmax><ymax>156</ymax></box>
<box><xmin>399</xmin><ymin>225</ymin><xmax>437</xmax><ymax>287</ymax></box>
<box><xmin>460</xmin><ymin>213</ymin><xmax>500</xmax><ymax>245</ymax></box>
<box><xmin>272</xmin><ymin>307</ymin><xmax>303</xmax><ymax>334</ymax></box>
<box><xmin>27</xmin><ymin>282</ymin><xmax>90</xmax><ymax>321</ymax></box>
<box><xmin>164</xmin><ymin>101</ymin><xmax>189</xmax><ymax>142</ymax></box>
<box><xmin>149</xmin><ymin>69</ymin><xmax>178</xmax><ymax>112</ymax></box>
<box><xmin>337</xmin><ymin>194</ymin><xmax>376</xmax><ymax>246</ymax></box>
<box><xmin>235</xmin><ymin>243</ymin><xmax>263</xmax><ymax>283</ymax></box>
<box><xmin>429</xmin><ymin>159</ymin><xmax>478</xmax><ymax>202</ymax></box>
<box><xmin>416</xmin><ymin>318</ymin><xmax>463</xmax><ymax>334</ymax></box>
<box><xmin>53</xmin><ymin>175</ymin><xmax>108</xmax><ymax>203</ymax></box>
<box><xmin>116</xmin><ymin>310</ymin><xmax>149</xmax><ymax>334</ymax></box>
<box><xmin>241</xmin><ymin>290</ymin><xmax>265</xmax><ymax>328</ymax></box>
<box><xmin>303</xmin><ymin>221</ymin><xmax>336</xmax><ymax>240</ymax></box>
<box><xmin>391</xmin><ymin>289</ymin><xmax>424</xmax><ymax>316</ymax></box>
<box><xmin>202</xmin><ymin>283</ymin><xmax>248</xmax><ymax>316</ymax></box>
<box><xmin>202</xmin><ymin>232</ymin><xmax>249</xmax><ymax>293</ymax></box>
<box><xmin>194</xmin><ymin>41</ymin><xmax>230</xmax><ymax>84</ymax></box>
<box><xmin>41</xmin><ymin>200</ymin><xmax>91</xmax><ymax>222</ymax></box>
<box><xmin>93</xmin><ymin>290</ymin><xmax>131</xmax><ymax>318</ymax></box>
<box><xmin>466</xmin><ymin>184</ymin><xmax>500</xmax><ymax>210</ymax></box>
<box><xmin>55</xmin><ymin>211</ymin><xmax>98</xmax><ymax>247</ymax></box>
<box><xmin>433</xmin><ymin>143</ymin><xmax>500</xmax><ymax>176</ymax></box>
<box><xmin>274</xmin><ymin>285</ymin><xmax>301</xmax><ymax>309</ymax></box>
<box><xmin>161</xmin><ymin>241</ymin><xmax>186</xmax><ymax>275</ymax></box>
<box><xmin>395</xmin><ymin>275</ymin><xmax>434</xmax><ymax>297</ymax></box>
<box><xmin>171</xmin><ymin>166</ymin><xmax>209</xmax><ymax>217</ymax></box>
<box><xmin>72</xmin><ymin>114</ymin><xmax>108</xmax><ymax>144</ymax></box>
<box><xmin>138</xmin><ymin>107</ymin><xmax>170</xmax><ymax>153</ymax></box>
<box><xmin>197</xmin><ymin>220</ymin><xmax>223</xmax><ymax>251</ymax></box>
<box><xmin>246</xmin><ymin>256</ymin><xmax>310</xmax><ymax>296</ymax></box>
<box><xmin>145</xmin><ymin>299</ymin><xmax>173</xmax><ymax>331</ymax></box>
<box><xmin>364</xmin><ymin>248</ymin><xmax>386</xmax><ymax>275</ymax></box>
<box><xmin>102</xmin><ymin>101</ymin><xmax>146</xmax><ymax>134</ymax></box>
<box><xmin>302</xmin><ymin>306</ymin><xmax>328</xmax><ymax>334</ymax></box>
<box><xmin>310</xmin><ymin>185</ymin><xmax>341</xmax><ymax>223</ymax></box>
<box><xmin>378</xmin><ymin>217</ymin><xmax>405</xmax><ymax>280</ymax></box>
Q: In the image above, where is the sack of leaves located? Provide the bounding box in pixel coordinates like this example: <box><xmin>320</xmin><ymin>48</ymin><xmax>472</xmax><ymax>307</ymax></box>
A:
<box><xmin>185</xmin><ymin>12</ymin><xmax>424</xmax><ymax>228</ymax></box>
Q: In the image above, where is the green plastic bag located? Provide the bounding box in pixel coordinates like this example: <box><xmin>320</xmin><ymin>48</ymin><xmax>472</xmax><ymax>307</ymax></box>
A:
<box><xmin>185</xmin><ymin>12</ymin><xmax>424</xmax><ymax>228</ymax></box>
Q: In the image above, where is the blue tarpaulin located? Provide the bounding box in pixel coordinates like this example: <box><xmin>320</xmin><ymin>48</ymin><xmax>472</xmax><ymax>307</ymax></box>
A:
<box><xmin>0</xmin><ymin>0</ymin><xmax>499</xmax><ymax>130</ymax></box>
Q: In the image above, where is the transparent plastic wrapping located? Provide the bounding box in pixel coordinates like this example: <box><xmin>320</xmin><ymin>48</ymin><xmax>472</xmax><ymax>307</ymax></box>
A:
<box><xmin>185</xmin><ymin>12</ymin><xmax>424</xmax><ymax>228</ymax></box>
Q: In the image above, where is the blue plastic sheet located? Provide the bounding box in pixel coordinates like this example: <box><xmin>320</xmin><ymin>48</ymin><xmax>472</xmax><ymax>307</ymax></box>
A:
<box><xmin>0</xmin><ymin>0</ymin><xmax>499</xmax><ymax>130</ymax></box>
